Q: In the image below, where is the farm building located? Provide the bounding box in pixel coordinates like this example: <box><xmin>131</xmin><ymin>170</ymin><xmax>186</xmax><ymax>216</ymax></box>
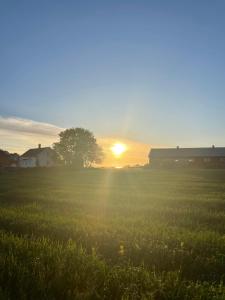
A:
<box><xmin>19</xmin><ymin>144</ymin><xmax>57</xmax><ymax>168</ymax></box>
<box><xmin>149</xmin><ymin>146</ymin><xmax>225</xmax><ymax>168</ymax></box>
<box><xmin>0</xmin><ymin>150</ymin><xmax>12</xmax><ymax>167</ymax></box>
<box><xmin>0</xmin><ymin>150</ymin><xmax>19</xmax><ymax>168</ymax></box>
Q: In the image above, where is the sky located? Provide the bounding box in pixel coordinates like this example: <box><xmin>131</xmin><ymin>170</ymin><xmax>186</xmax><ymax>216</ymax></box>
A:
<box><xmin>1</xmin><ymin>0</ymin><xmax>225</xmax><ymax>166</ymax></box>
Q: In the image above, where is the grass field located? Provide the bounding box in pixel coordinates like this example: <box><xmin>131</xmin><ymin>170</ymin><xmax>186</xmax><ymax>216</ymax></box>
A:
<box><xmin>0</xmin><ymin>168</ymin><xmax>225</xmax><ymax>299</ymax></box>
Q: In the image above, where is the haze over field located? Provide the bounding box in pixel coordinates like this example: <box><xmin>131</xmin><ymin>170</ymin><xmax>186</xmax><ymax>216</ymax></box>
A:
<box><xmin>1</xmin><ymin>0</ymin><xmax>225</xmax><ymax>166</ymax></box>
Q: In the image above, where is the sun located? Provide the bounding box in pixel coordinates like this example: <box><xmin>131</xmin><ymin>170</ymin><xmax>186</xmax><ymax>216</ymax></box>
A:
<box><xmin>111</xmin><ymin>143</ymin><xmax>127</xmax><ymax>157</ymax></box>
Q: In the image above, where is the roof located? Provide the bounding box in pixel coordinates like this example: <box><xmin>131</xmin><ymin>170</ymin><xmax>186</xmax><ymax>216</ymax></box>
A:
<box><xmin>149</xmin><ymin>147</ymin><xmax>225</xmax><ymax>159</ymax></box>
<box><xmin>21</xmin><ymin>147</ymin><xmax>53</xmax><ymax>158</ymax></box>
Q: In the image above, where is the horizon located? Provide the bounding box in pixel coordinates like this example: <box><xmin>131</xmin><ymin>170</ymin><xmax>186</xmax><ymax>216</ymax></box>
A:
<box><xmin>1</xmin><ymin>1</ymin><xmax>225</xmax><ymax>166</ymax></box>
<box><xmin>1</xmin><ymin>115</ymin><xmax>225</xmax><ymax>168</ymax></box>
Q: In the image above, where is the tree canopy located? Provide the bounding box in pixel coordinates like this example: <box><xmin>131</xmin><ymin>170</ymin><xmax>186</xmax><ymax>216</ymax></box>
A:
<box><xmin>53</xmin><ymin>128</ymin><xmax>104</xmax><ymax>168</ymax></box>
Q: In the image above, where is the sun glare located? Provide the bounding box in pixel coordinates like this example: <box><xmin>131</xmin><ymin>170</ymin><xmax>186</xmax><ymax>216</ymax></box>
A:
<box><xmin>111</xmin><ymin>143</ymin><xmax>127</xmax><ymax>157</ymax></box>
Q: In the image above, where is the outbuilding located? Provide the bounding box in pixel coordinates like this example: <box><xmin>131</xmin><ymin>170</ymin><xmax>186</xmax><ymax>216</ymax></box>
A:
<box><xmin>149</xmin><ymin>146</ymin><xmax>225</xmax><ymax>168</ymax></box>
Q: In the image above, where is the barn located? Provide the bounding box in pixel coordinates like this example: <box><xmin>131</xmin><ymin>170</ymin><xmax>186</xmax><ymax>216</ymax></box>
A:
<box><xmin>149</xmin><ymin>146</ymin><xmax>225</xmax><ymax>168</ymax></box>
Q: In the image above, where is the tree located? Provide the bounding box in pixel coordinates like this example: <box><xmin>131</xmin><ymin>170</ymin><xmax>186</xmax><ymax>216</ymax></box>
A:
<box><xmin>53</xmin><ymin>128</ymin><xmax>104</xmax><ymax>168</ymax></box>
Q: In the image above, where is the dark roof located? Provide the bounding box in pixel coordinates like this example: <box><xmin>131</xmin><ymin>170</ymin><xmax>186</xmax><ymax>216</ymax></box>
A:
<box><xmin>149</xmin><ymin>147</ymin><xmax>225</xmax><ymax>159</ymax></box>
<box><xmin>21</xmin><ymin>147</ymin><xmax>53</xmax><ymax>158</ymax></box>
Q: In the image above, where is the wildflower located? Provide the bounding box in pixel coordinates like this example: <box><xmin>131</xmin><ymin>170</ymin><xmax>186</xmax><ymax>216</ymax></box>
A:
<box><xmin>119</xmin><ymin>245</ymin><xmax>125</xmax><ymax>255</ymax></box>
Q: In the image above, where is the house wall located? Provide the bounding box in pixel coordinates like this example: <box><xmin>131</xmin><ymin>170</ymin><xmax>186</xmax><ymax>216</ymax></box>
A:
<box><xmin>37</xmin><ymin>149</ymin><xmax>56</xmax><ymax>167</ymax></box>
<box><xmin>149</xmin><ymin>156</ymin><xmax>225</xmax><ymax>168</ymax></box>
<box><xmin>19</xmin><ymin>157</ymin><xmax>36</xmax><ymax>168</ymax></box>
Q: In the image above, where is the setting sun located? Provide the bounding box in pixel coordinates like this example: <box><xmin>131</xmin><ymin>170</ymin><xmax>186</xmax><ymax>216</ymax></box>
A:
<box><xmin>111</xmin><ymin>143</ymin><xmax>127</xmax><ymax>157</ymax></box>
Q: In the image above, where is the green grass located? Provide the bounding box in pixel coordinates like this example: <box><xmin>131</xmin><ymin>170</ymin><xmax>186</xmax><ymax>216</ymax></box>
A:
<box><xmin>0</xmin><ymin>168</ymin><xmax>225</xmax><ymax>299</ymax></box>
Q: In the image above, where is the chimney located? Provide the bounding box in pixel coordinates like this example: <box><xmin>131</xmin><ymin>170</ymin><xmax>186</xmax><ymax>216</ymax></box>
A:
<box><xmin>38</xmin><ymin>144</ymin><xmax>41</xmax><ymax>149</ymax></box>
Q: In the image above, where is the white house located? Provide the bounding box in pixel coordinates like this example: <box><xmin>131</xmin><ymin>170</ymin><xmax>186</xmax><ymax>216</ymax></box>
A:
<box><xmin>19</xmin><ymin>144</ymin><xmax>57</xmax><ymax>168</ymax></box>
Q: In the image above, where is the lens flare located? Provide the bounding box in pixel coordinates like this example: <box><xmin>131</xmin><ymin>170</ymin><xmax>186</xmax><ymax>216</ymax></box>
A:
<box><xmin>111</xmin><ymin>143</ymin><xmax>127</xmax><ymax>157</ymax></box>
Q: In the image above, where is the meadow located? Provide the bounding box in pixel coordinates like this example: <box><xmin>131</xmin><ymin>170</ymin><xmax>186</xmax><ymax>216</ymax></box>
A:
<box><xmin>0</xmin><ymin>168</ymin><xmax>225</xmax><ymax>299</ymax></box>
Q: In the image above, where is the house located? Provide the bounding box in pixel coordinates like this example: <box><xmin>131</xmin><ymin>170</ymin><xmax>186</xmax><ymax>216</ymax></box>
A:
<box><xmin>149</xmin><ymin>146</ymin><xmax>225</xmax><ymax>168</ymax></box>
<box><xmin>19</xmin><ymin>144</ymin><xmax>57</xmax><ymax>168</ymax></box>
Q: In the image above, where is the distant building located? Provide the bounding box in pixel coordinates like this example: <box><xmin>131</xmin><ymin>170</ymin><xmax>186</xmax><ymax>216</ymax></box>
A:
<box><xmin>0</xmin><ymin>150</ymin><xmax>19</xmax><ymax>168</ymax></box>
<box><xmin>0</xmin><ymin>150</ymin><xmax>12</xmax><ymax>167</ymax></box>
<box><xmin>9</xmin><ymin>153</ymin><xmax>20</xmax><ymax>167</ymax></box>
<box><xmin>149</xmin><ymin>146</ymin><xmax>225</xmax><ymax>168</ymax></box>
<box><xmin>19</xmin><ymin>144</ymin><xmax>57</xmax><ymax>168</ymax></box>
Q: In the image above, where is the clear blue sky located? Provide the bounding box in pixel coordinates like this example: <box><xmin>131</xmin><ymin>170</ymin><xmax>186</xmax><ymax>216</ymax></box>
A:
<box><xmin>1</xmin><ymin>0</ymin><xmax>225</xmax><ymax>146</ymax></box>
